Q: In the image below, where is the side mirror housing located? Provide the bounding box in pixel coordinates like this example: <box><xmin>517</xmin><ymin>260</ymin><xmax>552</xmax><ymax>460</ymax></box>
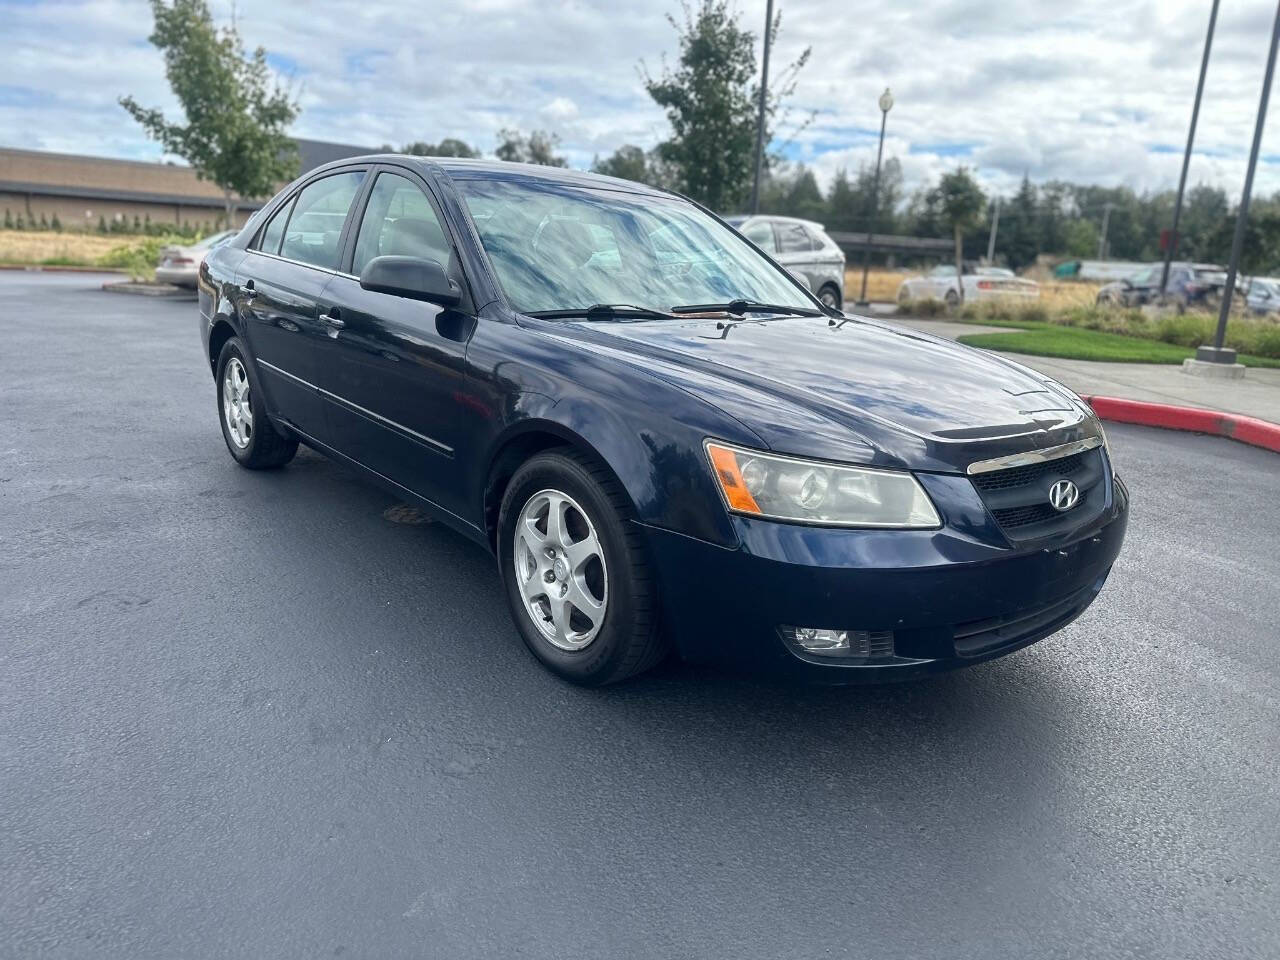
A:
<box><xmin>359</xmin><ymin>255</ymin><xmax>461</xmax><ymax>307</ymax></box>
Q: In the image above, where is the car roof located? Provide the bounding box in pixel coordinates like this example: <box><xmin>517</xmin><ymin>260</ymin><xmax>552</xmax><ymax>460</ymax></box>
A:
<box><xmin>310</xmin><ymin>153</ymin><xmax>677</xmax><ymax>198</ymax></box>
<box><xmin>728</xmin><ymin>213</ymin><xmax>828</xmax><ymax>232</ymax></box>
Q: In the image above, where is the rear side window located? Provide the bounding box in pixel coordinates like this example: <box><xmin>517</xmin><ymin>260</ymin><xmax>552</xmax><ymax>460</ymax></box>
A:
<box><xmin>743</xmin><ymin>220</ymin><xmax>776</xmax><ymax>253</ymax></box>
<box><xmin>280</xmin><ymin>171</ymin><xmax>366</xmax><ymax>270</ymax></box>
<box><xmin>804</xmin><ymin>226</ymin><xmax>829</xmax><ymax>250</ymax></box>
<box><xmin>778</xmin><ymin>222</ymin><xmax>814</xmax><ymax>253</ymax></box>
<box><xmin>257</xmin><ymin>200</ymin><xmax>292</xmax><ymax>255</ymax></box>
<box><xmin>352</xmin><ymin>172</ymin><xmax>451</xmax><ymax>276</ymax></box>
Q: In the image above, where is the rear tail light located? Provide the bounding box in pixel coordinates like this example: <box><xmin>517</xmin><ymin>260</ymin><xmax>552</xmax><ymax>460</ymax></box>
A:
<box><xmin>170</xmin><ymin>257</ymin><xmax>194</xmax><ymax>265</ymax></box>
<box><xmin>977</xmin><ymin>280</ymin><xmax>993</xmax><ymax>290</ymax></box>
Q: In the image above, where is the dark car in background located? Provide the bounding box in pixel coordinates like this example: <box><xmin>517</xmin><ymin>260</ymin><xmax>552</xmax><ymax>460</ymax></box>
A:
<box><xmin>1096</xmin><ymin>261</ymin><xmax>1227</xmax><ymax>310</ymax></box>
<box><xmin>198</xmin><ymin>155</ymin><xmax>1128</xmax><ymax>685</ymax></box>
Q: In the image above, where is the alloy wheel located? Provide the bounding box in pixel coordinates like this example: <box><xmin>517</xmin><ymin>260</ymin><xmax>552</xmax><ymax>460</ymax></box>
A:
<box><xmin>513</xmin><ymin>488</ymin><xmax>608</xmax><ymax>651</ymax></box>
<box><xmin>222</xmin><ymin>357</ymin><xmax>253</xmax><ymax>449</ymax></box>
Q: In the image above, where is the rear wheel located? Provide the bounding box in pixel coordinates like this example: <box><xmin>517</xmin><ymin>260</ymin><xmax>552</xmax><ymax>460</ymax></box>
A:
<box><xmin>498</xmin><ymin>449</ymin><xmax>666</xmax><ymax>685</ymax></box>
<box><xmin>215</xmin><ymin>337</ymin><xmax>298</xmax><ymax>469</ymax></box>
<box><xmin>818</xmin><ymin>284</ymin><xmax>842</xmax><ymax>310</ymax></box>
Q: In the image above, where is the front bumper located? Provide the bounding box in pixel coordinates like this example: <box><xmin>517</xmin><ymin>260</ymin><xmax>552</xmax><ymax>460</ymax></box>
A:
<box><xmin>642</xmin><ymin>470</ymin><xmax>1129</xmax><ymax>683</ymax></box>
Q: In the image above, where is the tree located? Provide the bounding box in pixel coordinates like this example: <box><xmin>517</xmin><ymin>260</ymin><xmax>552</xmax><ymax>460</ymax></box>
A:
<box><xmin>643</xmin><ymin>0</ymin><xmax>810</xmax><ymax>213</ymax></box>
<box><xmin>1063</xmin><ymin>218</ymin><xmax>1099</xmax><ymax>258</ymax></box>
<box><xmin>593</xmin><ymin>144</ymin><xmax>651</xmax><ymax>184</ymax></box>
<box><xmin>932</xmin><ymin>167</ymin><xmax>986</xmax><ymax>302</ymax></box>
<box><xmin>120</xmin><ymin>0</ymin><xmax>300</xmax><ymax>227</ymax></box>
<box><xmin>999</xmin><ymin>175</ymin><xmax>1041</xmax><ymax>270</ymax></box>
<box><xmin>495</xmin><ymin>129</ymin><xmax>566</xmax><ymax>167</ymax></box>
<box><xmin>397</xmin><ymin>138</ymin><xmax>481</xmax><ymax>158</ymax></box>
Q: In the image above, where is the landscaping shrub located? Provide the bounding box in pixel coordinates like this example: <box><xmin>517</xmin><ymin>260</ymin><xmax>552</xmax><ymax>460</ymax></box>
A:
<box><xmin>96</xmin><ymin>235</ymin><xmax>179</xmax><ymax>281</ymax></box>
<box><xmin>898</xmin><ymin>297</ymin><xmax>949</xmax><ymax>318</ymax></box>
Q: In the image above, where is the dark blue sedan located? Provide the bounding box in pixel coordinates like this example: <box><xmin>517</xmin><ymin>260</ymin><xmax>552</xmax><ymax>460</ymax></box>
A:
<box><xmin>198</xmin><ymin>156</ymin><xmax>1128</xmax><ymax>685</ymax></box>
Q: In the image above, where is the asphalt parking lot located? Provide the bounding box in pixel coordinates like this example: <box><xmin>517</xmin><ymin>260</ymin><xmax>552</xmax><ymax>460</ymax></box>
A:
<box><xmin>2</xmin><ymin>271</ymin><xmax>1278</xmax><ymax>959</ymax></box>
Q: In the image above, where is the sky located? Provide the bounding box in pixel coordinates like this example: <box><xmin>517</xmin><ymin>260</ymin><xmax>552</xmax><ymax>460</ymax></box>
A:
<box><xmin>3</xmin><ymin>0</ymin><xmax>1280</xmax><ymax>203</ymax></box>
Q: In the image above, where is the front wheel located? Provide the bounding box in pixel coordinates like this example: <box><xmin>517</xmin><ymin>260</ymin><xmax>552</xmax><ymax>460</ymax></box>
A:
<box><xmin>945</xmin><ymin>289</ymin><xmax>960</xmax><ymax>308</ymax></box>
<box><xmin>498</xmin><ymin>449</ymin><xmax>666</xmax><ymax>685</ymax></box>
<box><xmin>215</xmin><ymin>337</ymin><xmax>298</xmax><ymax>469</ymax></box>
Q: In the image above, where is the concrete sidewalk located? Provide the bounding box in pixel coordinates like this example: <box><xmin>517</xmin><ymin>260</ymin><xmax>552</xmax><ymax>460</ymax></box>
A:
<box><xmin>893</xmin><ymin>317</ymin><xmax>1280</xmax><ymax>426</ymax></box>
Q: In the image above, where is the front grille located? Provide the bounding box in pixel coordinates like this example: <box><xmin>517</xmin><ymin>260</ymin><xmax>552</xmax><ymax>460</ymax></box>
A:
<box><xmin>971</xmin><ymin>447</ymin><xmax>1107</xmax><ymax>541</ymax></box>
<box><xmin>971</xmin><ymin>450</ymin><xmax>1088</xmax><ymax>492</ymax></box>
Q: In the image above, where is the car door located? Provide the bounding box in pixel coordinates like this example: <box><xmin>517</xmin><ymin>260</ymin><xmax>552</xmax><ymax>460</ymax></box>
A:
<box><xmin>741</xmin><ymin>218</ymin><xmax>778</xmax><ymax>259</ymax></box>
<box><xmin>312</xmin><ymin>166</ymin><xmax>475</xmax><ymax>519</ymax></box>
<box><xmin>237</xmin><ymin>168</ymin><xmax>368</xmax><ymax>439</ymax></box>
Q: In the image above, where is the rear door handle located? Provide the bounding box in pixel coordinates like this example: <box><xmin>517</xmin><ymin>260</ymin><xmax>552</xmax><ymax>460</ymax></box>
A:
<box><xmin>242</xmin><ymin>279</ymin><xmax>256</xmax><ymax>302</ymax></box>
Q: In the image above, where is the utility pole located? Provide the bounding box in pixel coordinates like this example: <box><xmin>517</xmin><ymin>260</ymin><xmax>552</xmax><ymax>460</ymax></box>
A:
<box><xmin>1162</xmin><ymin>0</ymin><xmax>1219</xmax><ymax>295</ymax></box>
<box><xmin>749</xmin><ymin>0</ymin><xmax>774</xmax><ymax>215</ymax></box>
<box><xmin>1200</xmin><ymin>0</ymin><xmax>1280</xmax><ymax>366</ymax></box>
<box><xmin>986</xmin><ymin>196</ymin><xmax>1001</xmax><ymax>263</ymax></box>
<box><xmin>1097</xmin><ymin>203</ymin><xmax>1113</xmax><ymax>260</ymax></box>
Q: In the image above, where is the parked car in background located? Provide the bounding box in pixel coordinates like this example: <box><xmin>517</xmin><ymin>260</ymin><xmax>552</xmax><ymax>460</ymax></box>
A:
<box><xmin>1245</xmin><ymin>277</ymin><xmax>1280</xmax><ymax>316</ymax></box>
<box><xmin>724</xmin><ymin>215</ymin><xmax>846</xmax><ymax>309</ymax></box>
<box><xmin>896</xmin><ymin>264</ymin><xmax>1039</xmax><ymax>305</ymax></box>
<box><xmin>1095</xmin><ymin>262</ymin><xmax>1227</xmax><ymax>310</ymax></box>
<box><xmin>198</xmin><ymin>155</ymin><xmax>1126</xmax><ymax>686</ymax></box>
<box><xmin>155</xmin><ymin>229</ymin><xmax>237</xmax><ymax>288</ymax></box>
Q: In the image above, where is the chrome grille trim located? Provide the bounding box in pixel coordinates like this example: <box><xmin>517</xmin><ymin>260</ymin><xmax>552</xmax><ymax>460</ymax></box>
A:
<box><xmin>966</xmin><ymin>436</ymin><xmax>1102</xmax><ymax>476</ymax></box>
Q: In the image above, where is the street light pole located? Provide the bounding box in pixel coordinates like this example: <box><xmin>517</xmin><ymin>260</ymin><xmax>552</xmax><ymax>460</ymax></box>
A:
<box><xmin>1202</xmin><ymin>0</ymin><xmax>1280</xmax><ymax>364</ymax></box>
<box><xmin>856</xmin><ymin>88</ymin><xmax>894</xmax><ymax>307</ymax></box>
<box><xmin>986</xmin><ymin>196</ymin><xmax>1001</xmax><ymax>263</ymax></box>
<box><xmin>749</xmin><ymin>0</ymin><xmax>774</xmax><ymax>215</ymax></box>
<box><xmin>1097</xmin><ymin>202</ymin><xmax>1113</xmax><ymax>260</ymax></box>
<box><xmin>1161</xmin><ymin>0</ymin><xmax>1219</xmax><ymax>296</ymax></box>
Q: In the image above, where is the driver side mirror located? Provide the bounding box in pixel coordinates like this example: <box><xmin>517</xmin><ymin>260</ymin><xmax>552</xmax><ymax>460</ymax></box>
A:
<box><xmin>359</xmin><ymin>255</ymin><xmax>461</xmax><ymax>307</ymax></box>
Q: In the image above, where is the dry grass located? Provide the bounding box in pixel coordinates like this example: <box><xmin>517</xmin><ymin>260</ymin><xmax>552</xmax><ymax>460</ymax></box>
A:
<box><xmin>841</xmin><ymin>266</ymin><xmax>1102</xmax><ymax>307</ymax></box>
<box><xmin>0</xmin><ymin>230</ymin><xmax>129</xmax><ymax>265</ymax></box>
<box><xmin>843</xmin><ymin>267</ymin><xmax>912</xmax><ymax>302</ymax></box>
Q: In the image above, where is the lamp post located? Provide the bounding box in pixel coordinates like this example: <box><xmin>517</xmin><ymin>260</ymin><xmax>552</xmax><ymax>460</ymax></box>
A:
<box><xmin>1198</xmin><ymin>0</ymin><xmax>1280</xmax><ymax>367</ymax></box>
<box><xmin>749</xmin><ymin>0</ymin><xmax>774</xmax><ymax>215</ymax></box>
<box><xmin>855</xmin><ymin>87</ymin><xmax>893</xmax><ymax>307</ymax></box>
<box><xmin>1160</xmin><ymin>0</ymin><xmax>1219</xmax><ymax>296</ymax></box>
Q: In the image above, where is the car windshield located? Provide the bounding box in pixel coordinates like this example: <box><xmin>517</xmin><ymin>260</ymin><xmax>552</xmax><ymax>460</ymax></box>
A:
<box><xmin>456</xmin><ymin>178</ymin><xmax>813</xmax><ymax>315</ymax></box>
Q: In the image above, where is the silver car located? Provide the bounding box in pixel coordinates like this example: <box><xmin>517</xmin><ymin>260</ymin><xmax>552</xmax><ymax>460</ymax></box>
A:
<box><xmin>725</xmin><ymin>215</ymin><xmax>846</xmax><ymax>309</ymax></box>
<box><xmin>155</xmin><ymin>229</ymin><xmax>237</xmax><ymax>288</ymax></box>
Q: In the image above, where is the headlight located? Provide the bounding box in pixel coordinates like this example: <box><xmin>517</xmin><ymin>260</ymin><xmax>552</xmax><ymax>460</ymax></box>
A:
<box><xmin>705</xmin><ymin>442</ymin><xmax>941</xmax><ymax>528</ymax></box>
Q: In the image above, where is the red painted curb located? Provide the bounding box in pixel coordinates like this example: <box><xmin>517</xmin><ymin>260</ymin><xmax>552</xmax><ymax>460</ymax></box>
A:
<box><xmin>1082</xmin><ymin>395</ymin><xmax>1280</xmax><ymax>454</ymax></box>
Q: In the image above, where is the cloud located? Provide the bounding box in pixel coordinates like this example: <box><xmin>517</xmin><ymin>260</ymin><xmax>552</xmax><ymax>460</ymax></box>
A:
<box><xmin>2</xmin><ymin>0</ymin><xmax>1279</xmax><ymax>204</ymax></box>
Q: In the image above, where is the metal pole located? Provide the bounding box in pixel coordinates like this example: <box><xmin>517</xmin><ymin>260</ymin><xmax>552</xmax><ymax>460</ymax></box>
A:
<box><xmin>1097</xmin><ymin>202</ymin><xmax>1112</xmax><ymax>260</ymax></box>
<box><xmin>1162</xmin><ymin>0</ymin><xmax>1219</xmax><ymax>295</ymax></box>
<box><xmin>856</xmin><ymin>107</ymin><xmax>888</xmax><ymax>305</ymax></box>
<box><xmin>749</xmin><ymin>0</ymin><xmax>774</xmax><ymax>215</ymax></box>
<box><xmin>1208</xmin><ymin>0</ymin><xmax>1280</xmax><ymax>360</ymax></box>
<box><xmin>986</xmin><ymin>196</ymin><xmax>1001</xmax><ymax>263</ymax></box>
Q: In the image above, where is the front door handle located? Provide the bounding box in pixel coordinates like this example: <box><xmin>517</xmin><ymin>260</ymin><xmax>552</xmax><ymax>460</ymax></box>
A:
<box><xmin>242</xmin><ymin>279</ymin><xmax>257</xmax><ymax>302</ymax></box>
<box><xmin>319</xmin><ymin>310</ymin><xmax>344</xmax><ymax>329</ymax></box>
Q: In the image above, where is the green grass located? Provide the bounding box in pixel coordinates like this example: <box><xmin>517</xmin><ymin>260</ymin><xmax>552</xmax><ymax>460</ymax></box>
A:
<box><xmin>957</xmin><ymin>322</ymin><xmax>1280</xmax><ymax>368</ymax></box>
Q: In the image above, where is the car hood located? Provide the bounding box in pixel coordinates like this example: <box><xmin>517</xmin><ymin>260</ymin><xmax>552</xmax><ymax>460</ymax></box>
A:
<box><xmin>537</xmin><ymin>314</ymin><xmax>1097</xmax><ymax>472</ymax></box>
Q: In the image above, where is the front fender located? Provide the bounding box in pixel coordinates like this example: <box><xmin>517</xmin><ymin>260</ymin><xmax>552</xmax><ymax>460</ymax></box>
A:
<box><xmin>486</xmin><ymin>392</ymin><xmax>744</xmax><ymax>549</ymax></box>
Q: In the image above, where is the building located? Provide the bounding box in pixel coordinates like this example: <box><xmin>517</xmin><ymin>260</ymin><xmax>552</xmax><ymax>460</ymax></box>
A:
<box><xmin>0</xmin><ymin>138</ymin><xmax>371</xmax><ymax>232</ymax></box>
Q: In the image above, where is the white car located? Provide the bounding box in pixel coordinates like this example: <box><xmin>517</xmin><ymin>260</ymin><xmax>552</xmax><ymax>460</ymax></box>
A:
<box><xmin>155</xmin><ymin>229</ymin><xmax>237</xmax><ymax>288</ymax></box>
<box><xmin>896</xmin><ymin>264</ymin><xmax>1039</xmax><ymax>306</ymax></box>
<box><xmin>1246</xmin><ymin>277</ymin><xmax>1280</xmax><ymax>316</ymax></box>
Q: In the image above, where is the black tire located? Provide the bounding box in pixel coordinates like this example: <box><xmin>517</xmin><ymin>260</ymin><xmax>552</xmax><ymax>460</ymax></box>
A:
<box><xmin>497</xmin><ymin>448</ymin><xmax>667</xmax><ymax>685</ymax></box>
<box><xmin>945</xmin><ymin>289</ymin><xmax>960</xmax><ymax>308</ymax></box>
<box><xmin>215</xmin><ymin>337</ymin><xmax>298</xmax><ymax>469</ymax></box>
<box><xmin>818</xmin><ymin>284</ymin><xmax>842</xmax><ymax>310</ymax></box>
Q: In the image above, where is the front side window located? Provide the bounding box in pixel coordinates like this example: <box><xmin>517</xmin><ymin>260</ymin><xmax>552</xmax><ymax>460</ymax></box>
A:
<box><xmin>279</xmin><ymin>171</ymin><xmax>366</xmax><ymax>270</ymax></box>
<box><xmin>352</xmin><ymin>172</ymin><xmax>452</xmax><ymax>276</ymax></box>
<box><xmin>457</xmin><ymin>179</ymin><xmax>812</xmax><ymax>314</ymax></box>
<box><xmin>777</xmin><ymin>222</ymin><xmax>813</xmax><ymax>253</ymax></box>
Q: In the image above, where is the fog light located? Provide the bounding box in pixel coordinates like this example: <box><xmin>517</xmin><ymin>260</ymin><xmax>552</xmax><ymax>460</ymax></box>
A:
<box><xmin>781</xmin><ymin>626</ymin><xmax>895</xmax><ymax>660</ymax></box>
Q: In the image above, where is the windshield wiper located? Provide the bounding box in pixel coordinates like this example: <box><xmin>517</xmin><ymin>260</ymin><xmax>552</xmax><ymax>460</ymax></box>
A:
<box><xmin>526</xmin><ymin>303</ymin><xmax>676</xmax><ymax>321</ymax></box>
<box><xmin>669</xmin><ymin>299</ymin><xmax>824</xmax><ymax>317</ymax></box>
